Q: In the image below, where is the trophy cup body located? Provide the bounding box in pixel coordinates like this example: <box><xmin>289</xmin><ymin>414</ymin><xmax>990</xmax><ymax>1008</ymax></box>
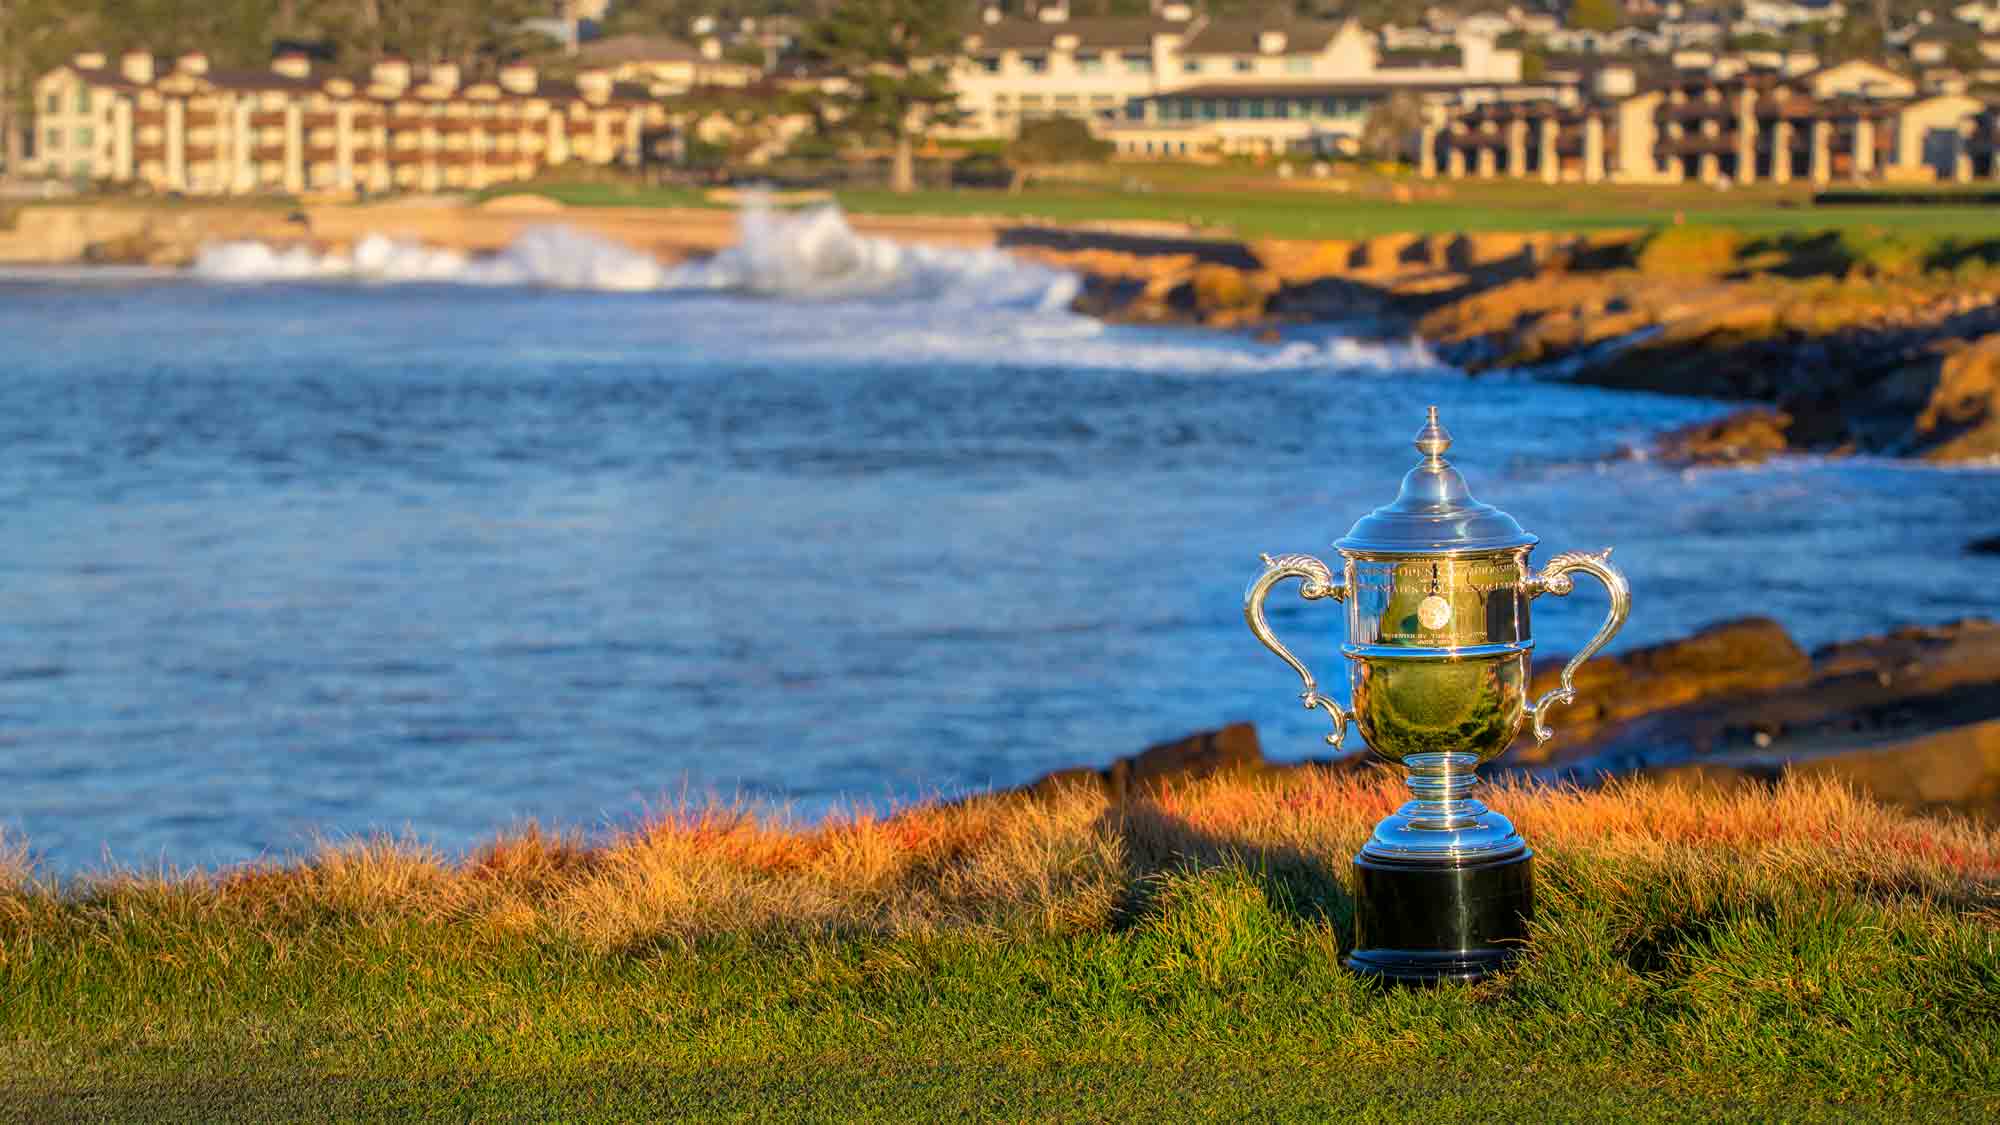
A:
<box><xmin>1246</xmin><ymin>408</ymin><xmax>1629</xmax><ymax>984</ymax></box>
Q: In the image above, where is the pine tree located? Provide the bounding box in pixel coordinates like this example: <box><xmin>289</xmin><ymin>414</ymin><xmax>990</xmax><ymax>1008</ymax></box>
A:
<box><xmin>806</xmin><ymin>0</ymin><xmax>966</xmax><ymax>194</ymax></box>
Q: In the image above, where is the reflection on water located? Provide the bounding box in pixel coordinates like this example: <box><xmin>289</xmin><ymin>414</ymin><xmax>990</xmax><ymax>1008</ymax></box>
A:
<box><xmin>0</xmin><ymin>217</ymin><xmax>1995</xmax><ymax>873</ymax></box>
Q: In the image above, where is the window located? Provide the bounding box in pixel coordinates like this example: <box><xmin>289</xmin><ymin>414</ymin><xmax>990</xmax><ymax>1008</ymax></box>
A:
<box><xmin>1286</xmin><ymin>57</ymin><xmax>1313</xmax><ymax>75</ymax></box>
<box><xmin>1122</xmin><ymin>53</ymin><xmax>1151</xmax><ymax>75</ymax></box>
<box><xmin>1182</xmin><ymin>59</ymin><xmax>1201</xmax><ymax>73</ymax></box>
<box><xmin>1090</xmin><ymin>93</ymin><xmax>1116</xmax><ymax>108</ymax></box>
<box><xmin>1053</xmin><ymin>94</ymin><xmax>1080</xmax><ymax>110</ymax></box>
<box><xmin>1021</xmin><ymin>53</ymin><xmax>1047</xmax><ymax>74</ymax></box>
<box><xmin>977</xmin><ymin>54</ymin><xmax>1000</xmax><ymax>74</ymax></box>
<box><xmin>44</xmin><ymin>128</ymin><xmax>60</xmax><ymax>151</ymax></box>
<box><xmin>1247</xmin><ymin>98</ymin><xmax>1265</xmax><ymax>120</ymax></box>
<box><xmin>1197</xmin><ymin>98</ymin><xmax>1217</xmax><ymax>121</ymax></box>
<box><xmin>76</xmin><ymin>88</ymin><xmax>91</xmax><ymax>113</ymax></box>
<box><xmin>45</xmin><ymin>91</ymin><xmax>60</xmax><ymax>114</ymax></box>
<box><xmin>1233</xmin><ymin>58</ymin><xmax>1254</xmax><ymax>73</ymax></box>
<box><xmin>1076</xmin><ymin>52</ymin><xmax>1104</xmax><ymax>75</ymax></box>
<box><xmin>76</xmin><ymin>127</ymin><xmax>93</xmax><ymax>147</ymax></box>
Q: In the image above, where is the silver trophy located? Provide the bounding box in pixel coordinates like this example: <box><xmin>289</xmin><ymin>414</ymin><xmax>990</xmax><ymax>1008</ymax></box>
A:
<box><xmin>1246</xmin><ymin>407</ymin><xmax>1630</xmax><ymax>983</ymax></box>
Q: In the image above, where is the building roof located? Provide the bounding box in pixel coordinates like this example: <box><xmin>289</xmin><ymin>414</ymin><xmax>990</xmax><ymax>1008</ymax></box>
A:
<box><xmin>1138</xmin><ymin>79</ymin><xmax>1510</xmax><ymax>99</ymax></box>
<box><xmin>1909</xmin><ymin>19</ymin><xmax>1983</xmax><ymax>43</ymax></box>
<box><xmin>971</xmin><ymin>18</ymin><xmax>1184</xmax><ymax>51</ymax></box>
<box><xmin>56</xmin><ymin>55</ymin><xmax>656</xmax><ymax>107</ymax></box>
<box><xmin>576</xmin><ymin>33</ymin><xmax>709</xmax><ymax>65</ymax></box>
<box><xmin>1379</xmin><ymin>47</ymin><xmax>1463</xmax><ymax>67</ymax></box>
<box><xmin>1178</xmin><ymin>20</ymin><xmax>1349</xmax><ymax>56</ymax></box>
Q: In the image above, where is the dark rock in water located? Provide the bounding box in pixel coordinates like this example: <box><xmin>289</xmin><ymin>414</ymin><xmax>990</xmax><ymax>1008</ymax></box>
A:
<box><xmin>1647</xmin><ymin>407</ymin><xmax>1794</xmax><ymax>466</ymax></box>
<box><xmin>1648</xmin><ymin>717</ymin><xmax>2000</xmax><ymax>823</ymax></box>
<box><xmin>1515</xmin><ymin>617</ymin><xmax>1810</xmax><ymax>762</ymax></box>
<box><xmin>1910</xmin><ymin>334</ymin><xmax>2000</xmax><ymax>463</ymax></box>
<box><xmin>1538</xmin><ymin>618</ymin><xmax>2000</xmax><ymax>818</ymax></box>
<box><xmin>1020</xmin><ymin>722</ymin><xmax>1269</xmax><ymax>801</ymax></box>
<box><xmin>1971</xmin><ymin>535</ymin><xmax>2000</xmax><ymax>555</ymax></box>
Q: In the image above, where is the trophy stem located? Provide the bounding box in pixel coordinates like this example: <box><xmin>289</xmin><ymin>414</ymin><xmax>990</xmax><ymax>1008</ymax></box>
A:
<box><xmin>1358</xmin><ymin>751</ymin><xmax>1525</xmax><ymax>866</ymax></box>
<box><xmin>1401</xmin><ymin>751</ymin><xmax>1484</xmax><ymax>832</ymax></box>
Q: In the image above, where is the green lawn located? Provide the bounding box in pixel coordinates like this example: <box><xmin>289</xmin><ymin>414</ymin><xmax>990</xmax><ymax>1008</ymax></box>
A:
<box><xmin>481</xmin><ymin>167</ymin><xmax>2000</xmax><ymax>241</ymax></box>
<box><xmin>3</xmin><ymin>772</ymin><xmax>1996</xmax><ymax>1120</ymax></box>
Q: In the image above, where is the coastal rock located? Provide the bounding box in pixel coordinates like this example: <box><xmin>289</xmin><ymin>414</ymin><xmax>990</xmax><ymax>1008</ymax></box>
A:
<box><xmin>1648</xmin><ymin>407</ymin><xmax>1793</xmax><ymax>465</ymax></box>
<box><xmin>1019</xmin><ymin>722</ymin><xmax>1269</xmax><ymax>801</ymax></box>
<box><xmin>1515</xmin><ymin>617</ymin><xmax>1810</xmax><ymax>763</ymax></box>
<box><xmin>1970</xmin><ymin>534</ymin><xmax>2000</xmax><ymax>555</ymax></box>
<box><xmin>1177</xmin><ymin>263</ymin><xmax>1277</xmax><ymax>326</ymax></box>
<box><xmin>1536</xmin><ymin>619</ymin><xmax>2000</xmax><ymax>818</ymax></box>
<box><xmin>1649</xmin><ymin>716</ymin><xmax>2000</xmax><ymax>823</ymax></box>
<box><xmin>1912</xmin><ymin>333</ymin><xmax>2000</xmax><ymax>463</ymax></box>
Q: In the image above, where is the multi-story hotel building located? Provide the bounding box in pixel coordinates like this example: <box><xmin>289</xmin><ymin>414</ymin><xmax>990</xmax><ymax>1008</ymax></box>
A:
<box><xmin>952</xmin><ymin>5</ymin><xmax>1524</xmax><ymax>156</ymax></box>
<box><xmin>1427</xmin><ymin>59</ymin><xmax>2000</xmax><ymax>185</ymax></box>
<box><xmin>29</xmin><ymin>49</ymin><xmax>667</xmax><ymax>195</ymax></box>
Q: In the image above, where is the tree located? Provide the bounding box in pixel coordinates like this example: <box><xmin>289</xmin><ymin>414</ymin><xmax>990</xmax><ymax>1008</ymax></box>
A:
<box><xmin>0</xmin><ymin>0</ymin><xmax>103</xmax><ymax>179</ymax></box>
<box><xmin>1009</xmin><ymin>115</ymin><xmax>1110</xmax><ymax>165</ymax></box>
<box><xmin>1359</xmin><ymin>90</ymin><xmax>1424</xmax><ymax>163</ymax></box>
<box><xmin>1519</xmin><ymin>44</ymin><xmax>1546</xmax><ymax>82</ymax></box>
<box><xmin>805</xmin><ymin>0</ymin><xmax>966</xmax><ymax>194</ymax></box>
<box><xmin>601</xmin><ymin>0</ymin><xmax>699</xmax><ymax>40</ymax></box>
<box><xmin>1822</xmin><ymin>16</ymin><xmax>1884</xmax><ymax>63</ymax></box>
<box><xmin>1569</xmin><ymin>0</ymin><xmax>1619</xmax><ymax>33</ymax></box>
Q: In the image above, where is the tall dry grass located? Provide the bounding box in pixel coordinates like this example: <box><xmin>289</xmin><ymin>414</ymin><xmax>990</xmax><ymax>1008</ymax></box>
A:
<box><xmin>2</xmin><ymin>770</ymin><xmax>1994</xmax><ymax>957</ymax></box>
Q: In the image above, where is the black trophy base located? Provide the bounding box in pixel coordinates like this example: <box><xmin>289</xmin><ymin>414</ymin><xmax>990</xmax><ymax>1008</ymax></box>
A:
<box><xmin>1346</xmin><ymin>850</ymin><xmax>1534</xmax><ymax>986</ymax></box>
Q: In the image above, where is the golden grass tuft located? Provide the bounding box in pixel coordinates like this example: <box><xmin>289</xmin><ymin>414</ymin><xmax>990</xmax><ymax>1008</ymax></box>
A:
<box><xmin>6</xmin><ymin>770</ymin><xmax>1996</xmax><ymax>954</ymax></box>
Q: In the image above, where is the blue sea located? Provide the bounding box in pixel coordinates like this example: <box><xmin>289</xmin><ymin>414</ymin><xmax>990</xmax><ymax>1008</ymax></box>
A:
<box><xmin>3</xmin><ymin>207</ymin><xmax>1995</xmax><ymax>873</ymax></box>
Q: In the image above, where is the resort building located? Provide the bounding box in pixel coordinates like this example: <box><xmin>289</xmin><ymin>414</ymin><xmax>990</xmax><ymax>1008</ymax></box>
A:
<box><xmin>1425</xmin><ymin>59</ymin><xmax>2000</xmax><ymax>185</ymax></box>
<box><xmin>28</xmin><ymin>49</ymin><xmax>667</xmax><ymax>195</ymax></box>
<box><xmin>951</xmin><ymin>5</ymin><xmax>1524</xmax><ymax>156</ymax></box>
<box><xmin>572</xmin><ymin>34</ymin><xmax>762</xmax><ymax>93</ymax></box>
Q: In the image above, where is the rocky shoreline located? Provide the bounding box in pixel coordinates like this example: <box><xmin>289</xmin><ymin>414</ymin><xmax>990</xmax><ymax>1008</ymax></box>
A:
<box><xmin>7</xmin><ymin>200</ymin><xmax>1996</xmax><ymax>820</ymax></box>
<box><xmin>1018</xmin><ymin>227</ymin><xmax>2000</xmax><ymax>468</ymax></box>
<box><xmin>8</xmin><ymin>198</ymin><xmax>1997</xmax><ymax>468</ymax></box>
<box><xmin>1012</xmin><ymin>617</ymin><xmax>2000</xmax><ymax>823</ymax></box>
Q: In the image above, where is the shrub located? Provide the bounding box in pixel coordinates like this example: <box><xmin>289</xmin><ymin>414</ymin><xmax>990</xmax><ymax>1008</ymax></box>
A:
<box><xmin>1635</xmin><ymin>224</ymin><xmax>1744</xmax><ymax>278</ymax></box>
<box><xmin>1838</xmin><ymin>227</ymin><xmax>1940</xmax><ymax>279</ymax></box>
<box><xmin>1009</xmin><ymin>115</ymin><xmax>1112</xmax><ymax>165</ymax></box>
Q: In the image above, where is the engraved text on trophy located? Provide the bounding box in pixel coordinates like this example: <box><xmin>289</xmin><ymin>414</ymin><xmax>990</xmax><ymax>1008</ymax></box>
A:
<box><xmin>1349</xmin><ymin>556</ymin><xmax>1527</xmax><ymax>647</ymax></box>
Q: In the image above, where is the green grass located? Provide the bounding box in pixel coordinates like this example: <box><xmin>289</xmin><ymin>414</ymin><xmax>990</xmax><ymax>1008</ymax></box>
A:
<box><xmin>479</xmin><ymin>165</ymin><xmax>2000</xmax><ymax>241</ymax></box>
<box><xmin>3</xmin><ymin>773</ymin><xmax>1996</xmax><ymax>1121</ymax></box>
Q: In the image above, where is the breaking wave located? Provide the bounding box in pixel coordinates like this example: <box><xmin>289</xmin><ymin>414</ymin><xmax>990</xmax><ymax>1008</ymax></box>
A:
<box><xmin>193</xmin><ymin>198</ymin><xmax>1076</xmax><ymax>309</ymax></box>
<box><xmin>186</xmin><ymin>197</ymin><xmax>1449</xmax><ymax>376</ymax></box>
<box><xmin>194</xmin><ymin>225</ymin><xmax>672</xmax><ymax>291</ymax></box>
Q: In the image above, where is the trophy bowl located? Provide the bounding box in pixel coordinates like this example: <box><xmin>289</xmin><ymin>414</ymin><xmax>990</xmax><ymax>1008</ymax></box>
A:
<box><xmin>1245</xmin><ymin>407</ymin><xmax>1629</xmax><ymax>984</ymax></box>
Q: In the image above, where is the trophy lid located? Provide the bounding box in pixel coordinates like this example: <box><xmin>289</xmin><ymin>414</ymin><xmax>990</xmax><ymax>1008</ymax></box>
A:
<box><xmin>1334</xmin><ymin>406</ymin><xmax>1537</xmax><ymax>555</ymax></box>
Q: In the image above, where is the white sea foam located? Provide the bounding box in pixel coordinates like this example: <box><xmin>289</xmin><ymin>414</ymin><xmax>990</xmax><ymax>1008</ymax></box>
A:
<box><xmin>192</xmin><ymin>197</ymin><xmax>1065</xmax><ymax>303</ymax></box>
<box><xmin>194</xmin><ymin>225</ymin><xmax>670</xmax><ymax>290</ymax></box>
<box><xmin>186</xmin><ymin>197</ymin><xmax>1449</xmax><ymax>376</ymax></box>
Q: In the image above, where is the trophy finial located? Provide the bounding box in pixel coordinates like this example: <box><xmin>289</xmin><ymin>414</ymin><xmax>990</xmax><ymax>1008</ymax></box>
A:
<box><xmin>1415</xmin><ymin>405</ymin><xmax>1452</xmax><ymax>463</ymax></box>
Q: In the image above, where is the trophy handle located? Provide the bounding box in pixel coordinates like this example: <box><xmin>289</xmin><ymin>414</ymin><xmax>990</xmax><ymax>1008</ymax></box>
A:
<box><xmin>1245</xmin><ymin>552</ymin><xmax>1350</xmax><ymax>748</ymax></box>
<box><xmin>1523</xmin><ymin>548</ymin><xmax>1631</xmax><ymax>744</ymax></box>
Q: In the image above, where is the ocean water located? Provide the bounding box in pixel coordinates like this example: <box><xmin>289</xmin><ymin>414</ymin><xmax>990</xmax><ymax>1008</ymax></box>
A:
<box><xmin>3</xmin><ymin>206</ymin><xmax>1996</xmax><ymax>874</ymax></box>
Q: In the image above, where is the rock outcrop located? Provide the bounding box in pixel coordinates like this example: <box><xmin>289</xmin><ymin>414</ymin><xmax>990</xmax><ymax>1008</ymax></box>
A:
<box><xmin>1515</xmin><ymin>617</ymin><xmax>1811</xmax><ymax>763</ymax></box>
<box><xmin>1646</xmin><ymin>407</ymin><xmax>1798</xmax><ymax>466</ymax></box>
<box><xmin>1532</xmin><ymin>618</ymin><xmax>2000</xmax><ymax>820</ymax></box>
<box><xmin>1910</xmin><ymin>333</ymin><xmax>2000</xmax><ymax>462</ymax></box>
<box><xmin>1019</xmin><ymin>722</ymin><xmax>1278</xmax><ymax>801</ymax></box>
